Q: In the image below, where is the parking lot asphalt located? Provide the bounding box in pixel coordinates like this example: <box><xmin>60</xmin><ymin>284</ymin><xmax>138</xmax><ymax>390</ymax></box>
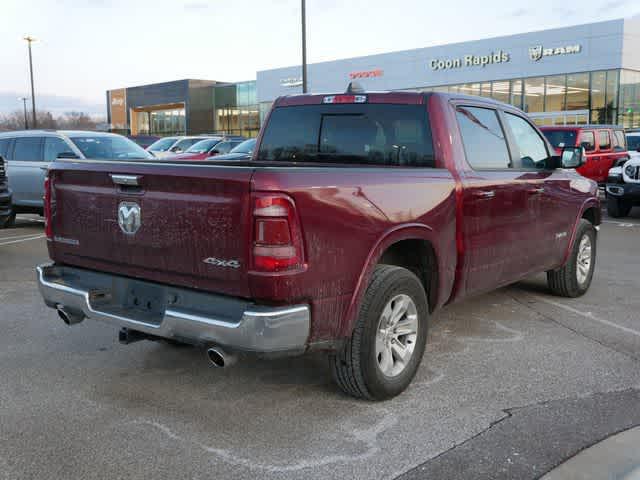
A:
<box><xmin>1</xmin><ymin>212</ymin><xmax>639</xmax><ymax>480</ymax></box>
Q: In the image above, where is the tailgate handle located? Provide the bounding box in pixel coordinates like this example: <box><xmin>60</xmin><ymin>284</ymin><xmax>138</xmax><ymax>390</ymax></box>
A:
<box><xmin>110</xmin><ymin>174</ymin><xmax>141</xmax><ymax>186</ymax></box>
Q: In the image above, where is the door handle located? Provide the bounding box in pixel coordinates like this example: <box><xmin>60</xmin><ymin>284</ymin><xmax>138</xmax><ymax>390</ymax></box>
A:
<box><xmin>473</xmin><ymin>190</ymin><xmax>495</xmax><ymax>199</ymax></box>
<box><xmin>527</xmin><ymin>187</ymin><xmax>545</xmax><ymax>195</ymax></box>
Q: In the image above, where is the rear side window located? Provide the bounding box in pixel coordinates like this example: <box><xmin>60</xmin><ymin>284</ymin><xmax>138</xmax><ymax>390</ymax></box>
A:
<box><xmin>598</xmin><ymin>131</ymin><xmax>611</xmax><ymax>150</ymax></box>
<box><xmin>456</xmin><ymin>106</ymin><xmax>510</xmax><ymax>169</ymax></box>
<box><xmin>13</xmin><ymin>137</ymin><xmax>43</xmax><ymax>161</ymax></box>
<box><xmin>44</xmin><ymin>137</ymin><xmax>73</xmax><ymax>161</ymax></box>
<box><xmin>0</xmin><ymin>138</ymin><xmax>11</xmax><ymax>159</ymax></box>
<box><xmin>580</xmin><ymin>131</ymin><xmax>595</xmax><ymax>151</ymax></box>
<box><xmin>258</xmin><ymin>104</ymin><xmax>434</xmax><ymax>167</ymax></box>
<box><xmin>613</xmin><ymin>130</ymin><xmax>626</xmax><ymax>151</ymax></box>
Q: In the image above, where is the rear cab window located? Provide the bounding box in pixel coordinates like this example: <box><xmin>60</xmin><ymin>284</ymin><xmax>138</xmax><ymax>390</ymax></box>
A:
<box><xmin>258</xmin><ymin>103</ymin><xmax>434</xmax><ymax>167</ymax></box>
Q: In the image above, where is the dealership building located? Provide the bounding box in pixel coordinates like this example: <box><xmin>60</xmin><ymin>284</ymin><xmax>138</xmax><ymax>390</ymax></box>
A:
<box><xmin>107</xmin><ymin>17</ymin><xmax>640</xmax><ymax>136</ymax></box>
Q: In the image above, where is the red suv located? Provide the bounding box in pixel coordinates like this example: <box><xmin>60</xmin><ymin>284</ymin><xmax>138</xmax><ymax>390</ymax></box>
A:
<box><xmin>540</xmin><ymin>125</ymin><xmax>629</xmax><ymax>183</ymax></box>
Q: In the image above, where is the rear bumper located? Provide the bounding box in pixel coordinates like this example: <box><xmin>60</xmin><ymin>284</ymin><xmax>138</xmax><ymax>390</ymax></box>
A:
<box><xmin>37</xmin><ymin>263</ymin><xmax>310</xmax><ymax>353</ymax></box>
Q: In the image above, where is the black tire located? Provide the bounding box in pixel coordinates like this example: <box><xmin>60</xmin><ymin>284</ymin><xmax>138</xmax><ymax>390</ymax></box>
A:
<box><xmin>0</xmin><ymin>211</ymin><xmax>16</xmax><ymax>229</ymax></box>
<box><xmin>330</xmin><ymin>264</ymin><xmax>429</xmax><ymax>400</ymax></box>
<box><xmin>607</xmin><ymin>197</ymin><xmax>631</xmax><ymax>218</ymax></box>
<box><xmin>547</xmin><ymin>219</ymin><xmax>597</xmax><ymax>298</ymax></box>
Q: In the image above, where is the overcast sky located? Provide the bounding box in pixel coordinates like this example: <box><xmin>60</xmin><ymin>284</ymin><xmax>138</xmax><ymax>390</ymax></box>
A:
<box><xmin>0</xmin><ymin>0</ymin><xmax>638</xmax><ymax>115</ymax></box>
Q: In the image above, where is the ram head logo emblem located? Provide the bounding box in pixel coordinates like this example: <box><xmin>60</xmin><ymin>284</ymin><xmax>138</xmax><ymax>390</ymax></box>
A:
<box><xmin>118</xmin><ymin>202</ymin><xmax>141</xmax><ymax>235</ymax></box>
<box><xmin>529</xmin><ymin>45</ymin><xmax>543</xmax><ymax>61</ymax></box>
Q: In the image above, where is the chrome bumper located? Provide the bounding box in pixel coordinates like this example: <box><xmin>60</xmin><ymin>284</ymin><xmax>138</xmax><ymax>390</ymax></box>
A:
<box><xmin>37</xmin><ymin>263</ymin><xmax>310</xmax><ymax>352</ymax></box>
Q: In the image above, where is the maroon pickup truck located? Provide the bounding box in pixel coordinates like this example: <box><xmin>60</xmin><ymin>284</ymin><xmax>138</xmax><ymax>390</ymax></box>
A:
<box><xmin>37</xmin><ymin>90</ymin><xmax>600</xmax><ymax>400</ymax></box>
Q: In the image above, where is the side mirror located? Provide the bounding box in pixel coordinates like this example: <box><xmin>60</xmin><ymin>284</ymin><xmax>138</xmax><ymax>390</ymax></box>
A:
<box><xmin>561</xmin><ymin>146</ymin><xmax>585</xmax><ymax>169</ymax></box>
<box><xmin>57</xmin><ymin>151</ymin><xmax>80</xmax><ymax>159</ymax></box>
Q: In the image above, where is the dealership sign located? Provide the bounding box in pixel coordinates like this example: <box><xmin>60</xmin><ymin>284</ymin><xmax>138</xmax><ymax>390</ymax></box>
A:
<box><xmin>280</xmin><ymin>77</ymin><xmax>303</xmax><ymax>88</ymax></box>
<box><xmin>429</xmin><ymin>50</ymin><xmax>510</xmax><ymax>70</ymax></box>
<box><xmin>528</xmin><ymin>44</ymin><xmax>582</xmax><ymax>61</ymax></box>
<box><xmin>349</xmin><ymin>69</ymin><xmax>383</xmax><ymax>79</ymax></box>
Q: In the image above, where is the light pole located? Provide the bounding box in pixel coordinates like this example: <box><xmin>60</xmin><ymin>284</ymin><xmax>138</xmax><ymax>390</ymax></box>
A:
<box><xmin>301</xmin><ymin>0</ymin><xmax>308</xmax><ymax>93</ymax></box>
<box><xmin>18</xmin><ymin>97</ymin><xmax>29</xmax><ymax>129</ymax></box>
<box><xmin>24</xmin><ymin>36</ymin><xmax>37</xmax><ymax>129</ymax></box>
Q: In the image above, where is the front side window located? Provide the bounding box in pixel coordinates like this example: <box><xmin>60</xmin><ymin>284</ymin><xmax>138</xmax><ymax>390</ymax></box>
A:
<box><xmin>44</xmin><ymin>137</ymin><xmax>74</xmax><ymax>161</ymax></box>
<box><xmin>598</xmin><ymin>130</ymin><xmax>611</xmax><ymax>150</ymax></box>
<box><xmin>13</xmin><ymin>137</ymin><xmax>43</xmax><ymax>161</ymax></box>
<box><xmin>259</xmin><ymin>103</ymin><xmax>434</xmax><ymax>167</ymax></box>
<box><xmin>504</xmin><ymin>113</ymin><xmax>549</xmax><ymax>169</ymax></box>
<box><xmin>70</xmin><ymin>135</ymin><xmax>152</xmax><ymax>160</ymax></box>
<box><xmin>542</xmin><ymin>129</ymin><xmax>578</xmax><ymax>149</ymax></box>
<box><xmin>580</xmin><ymin>131</ymin><xmax>595</xmax><ymax>151</ymax></box>
<box><xmin>456</xmin><ymin>106</ymin><xmax>510</xmax><ymax>169</ymax></box>
<box><xmin>0</xmin><ymin>138</ymin><xmax>12</xmax><ymax>159</ymax></box>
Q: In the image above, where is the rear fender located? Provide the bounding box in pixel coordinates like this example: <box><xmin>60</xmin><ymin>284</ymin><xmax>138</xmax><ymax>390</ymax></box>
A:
<box><xmin>338</xmin><ymin>224</ymin><xmax>443</xmax><ymax>338</ymax></box>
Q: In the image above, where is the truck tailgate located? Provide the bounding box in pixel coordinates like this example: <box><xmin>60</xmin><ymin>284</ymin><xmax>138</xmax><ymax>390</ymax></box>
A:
<box><xmin>47</xmin><ymin>161</ymin><xmax>254</xmax><ymax>298</ymax></box>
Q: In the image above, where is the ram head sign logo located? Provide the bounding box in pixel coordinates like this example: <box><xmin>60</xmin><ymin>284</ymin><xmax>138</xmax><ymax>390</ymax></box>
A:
<box><xmin>118</xmin><ymin>202</ymin><xmax>141</xmax><ymax>235</ymax></box>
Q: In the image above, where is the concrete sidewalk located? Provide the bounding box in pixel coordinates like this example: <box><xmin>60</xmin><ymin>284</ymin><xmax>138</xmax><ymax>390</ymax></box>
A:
<box><xmin>542</xmin><ymin>426</ymin><xmax>640</xmax><ymax>480</ymax></box>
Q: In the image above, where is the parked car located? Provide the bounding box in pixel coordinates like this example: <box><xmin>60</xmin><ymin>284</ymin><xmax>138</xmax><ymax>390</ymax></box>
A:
<box><xmin>210</xmin><ymin>138</ymin><xmax>256</xmax><ymax>161</ymax></box>
<box><xmin>37</xmin><ymin>91</ymin><xmax>600</xmax><ymax>400</ymax></box>
<box><xmin>0</xmin><ymin>130</ymin><xmax>152</xmax><ymax>216</ymax></box>
<box><xmin>0</xmin><ymin>156</ymin><xmax>13</xmax><ymax>228</ymax></box>
<box><xmin>540</xmin><ymin>125</ymin><xmax>629</xmax><ymax>183</ymax></box>
<box><xmin>147</xmin><ymin>136</ymin><xmax>218</xmax><ymax>158</ymax></box>
<box><xmin>128</xmin><ymin>135</ymin><xmax>160</xmax><ymax>149</ymax></box>
<box><xmin>605</xmin><ymin>130</ymin><xmax>640</xmax><ymax>217</ymax></box>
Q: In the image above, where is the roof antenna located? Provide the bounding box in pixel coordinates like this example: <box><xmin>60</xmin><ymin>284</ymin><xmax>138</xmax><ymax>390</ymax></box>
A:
<box><xmin>346</xmin><ymin>81</ymin><xmax>365</xmax><ymax>94</ymax></box>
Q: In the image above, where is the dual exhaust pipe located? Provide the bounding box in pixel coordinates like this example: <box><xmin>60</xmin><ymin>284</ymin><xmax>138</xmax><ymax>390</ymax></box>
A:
<box><xmin>56</xmin><ymin>304</ymin><xmax>237</xmax><ymax>368</ymax></box>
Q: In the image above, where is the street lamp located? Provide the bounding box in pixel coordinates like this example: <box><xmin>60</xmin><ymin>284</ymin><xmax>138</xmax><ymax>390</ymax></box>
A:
<box><xmin>23</xmin><ymin>36</ymin><xmax>37</xmax><ymax>129</ymax></box>
<box><xmin>301</xmin><ymin>0</ymin><xmax>308</xmax><ymax>93</ymax></box>
<box><xmin>18</xmin><ymin>97</ymin><xmax>29</xmax><ymax>130</ymax></box>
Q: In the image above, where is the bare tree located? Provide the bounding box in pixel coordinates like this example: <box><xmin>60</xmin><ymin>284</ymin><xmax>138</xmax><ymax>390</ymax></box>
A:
<box><xmin>0</xmin><ymin>110</ymin><xmax>105</xmax><ymax>132</ymax></box>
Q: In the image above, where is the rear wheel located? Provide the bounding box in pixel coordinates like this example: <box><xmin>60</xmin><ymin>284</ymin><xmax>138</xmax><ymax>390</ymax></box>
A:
<box><xmin>607</xmin><ymin>197</ymin><xmax>631</xmax><ymax>218</ymax></box>
<box><xmin>547</xmin><ymin>219</ymin><xmax>596</xmax><ymax>298</ymax></box>
<box><xmin>330</xmin><ymin>265</ymin><xmax>429</xmax><ymax>400</ymax></box>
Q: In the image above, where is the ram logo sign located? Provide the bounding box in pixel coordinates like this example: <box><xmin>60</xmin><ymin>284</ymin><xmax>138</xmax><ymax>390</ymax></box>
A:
<box><xmin>529</xmin><ymin>44</ymin><xmax>582</xmax><ymax>62</ymax></box>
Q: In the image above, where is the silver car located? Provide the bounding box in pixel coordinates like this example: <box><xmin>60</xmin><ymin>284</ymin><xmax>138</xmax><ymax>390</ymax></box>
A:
<box><xmin>0</xmin><ymin>130</ymin><xmax>152</xmax><ymax>222</ymax></box>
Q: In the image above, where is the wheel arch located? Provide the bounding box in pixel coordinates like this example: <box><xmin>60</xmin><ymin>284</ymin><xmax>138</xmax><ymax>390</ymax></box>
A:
<box><xmin>339</xmin><ymin>224</ymin><xmax>443</xmax><ymax>338</ymax></box>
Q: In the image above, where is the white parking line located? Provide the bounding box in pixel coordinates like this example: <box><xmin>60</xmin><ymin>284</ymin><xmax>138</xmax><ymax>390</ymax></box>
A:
<box><xmin>601</xmin><ymin>220</ymin><xmax>640</xmax><ymax>227</ymax></box>
<box><xmin>0</xmin><ymin>233</ymin><xmax>46</xmax><ymax>242</ymax></box>
<box><xmin>532</xmin><ymin>295</ymin><xmax>640</xmax><ymax>338</ymax></box>
<box><xmin>0</xmin><ymin>234</ymin><xmax>45</xmax><ymax>246</ymax></box>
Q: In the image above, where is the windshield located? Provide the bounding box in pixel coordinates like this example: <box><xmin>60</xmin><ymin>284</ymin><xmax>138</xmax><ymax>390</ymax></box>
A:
<box><xmin>230</xmin><ymin>138</ymin><xmax>256</xmax><ymax>154</ymax></box>
<box><xmin>542</xmin><ymin>130</ymin><xmax>578</xmax><ymax>149</ymax></box>
<box><xmin>186</xmin><ymin>138</ymin><xmax>220</xmax><ymax>153</ymax></box>
<box><xmin>70</xmin><ymin>135</ymin><xmax>153</xmax><ymax>160</ymax></box>
<box><xmin>258</xmin><ymin>104</ymin><xmax>434</xmax><ymax>166</ymax></box>
<box><xmin>147</xmin><ymin>137</ymin><xmax>178</xmax><ymax>151</ymax></box>
<box><xmin>172</xmin><ymin>138</ymin><xmax>205</xmax><ymax>151</ymax></box>
<box><xmin>627</xmin><ymin>134</ymin><xmax>640</xmax><ymax>151</ymax></box>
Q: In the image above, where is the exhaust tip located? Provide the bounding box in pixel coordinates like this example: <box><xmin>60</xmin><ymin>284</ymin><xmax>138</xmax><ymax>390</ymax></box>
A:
<box><xmin>56</xmin><ymin>305</ymin><xmax>84</xmax><ymax>325</ymax></box>
<box><xmin>207</xmin><ymin>348</ymin><xmax>226</xmax><ymax>368</ymax></box>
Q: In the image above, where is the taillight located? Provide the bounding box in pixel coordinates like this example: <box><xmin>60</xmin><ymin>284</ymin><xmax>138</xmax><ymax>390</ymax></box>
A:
<box><xmin>251</xmin><ymin>193</ymin><xmax>305</xmax><ymax>272</ymax></box>
<box><xmin>44</xmin><ymin>176</ymin><xmax>52</xmax><ymax>240</ymax></box>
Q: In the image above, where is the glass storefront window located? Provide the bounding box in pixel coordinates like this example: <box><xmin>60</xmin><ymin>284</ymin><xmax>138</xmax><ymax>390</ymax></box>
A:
<box><xmin>510</xmin><ymin>80</ymin><xmax>523</xmax><ymax>109</ymax></box>
<box><xmin>149</xmin><ymin>107</ymin><xmax>186</xmax><ymax>135</ymax></box>
<box><xmin>545</xmin><ymin>75</ymin><xmax>566</xmax><ymax>112</ymax></box>
<box><xmin>590</xmin><ymin>70</ymin><xmax>617</xmax><ymax>124</ymax></box>
<box><xmin>460</xmin><ymin>83</ymin><xmax>480</xmax><ymax>96</ymax></box>
<box><xmin>566</xmin><ymin>73</ymin><xmax>589</xmax><ymax>111</ymax></box>
<box><xmin>524</xmin><ymin>77</ymin><xmax>544</xmax><ymax>113</ymax></box>
<box><xmin>491</xmin><ymin>81</ymin><xmax>510</xmax><ymax>104</ymax></box>
<box><xmin>480</xmin><ymin>82</ymin><xmax>492</xmax><ymax>98</ymax></box>
<box><xmin>619</xmin><ymin>69</ymin><xmax>640</xmax><ymax>128</ymax></box>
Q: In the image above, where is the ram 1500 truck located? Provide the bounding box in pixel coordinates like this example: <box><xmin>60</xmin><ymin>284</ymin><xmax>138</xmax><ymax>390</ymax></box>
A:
<box><xmin>37</xmin><ymin>91</ymin><xmax>600</xmax><ymax>400</ymax></box>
